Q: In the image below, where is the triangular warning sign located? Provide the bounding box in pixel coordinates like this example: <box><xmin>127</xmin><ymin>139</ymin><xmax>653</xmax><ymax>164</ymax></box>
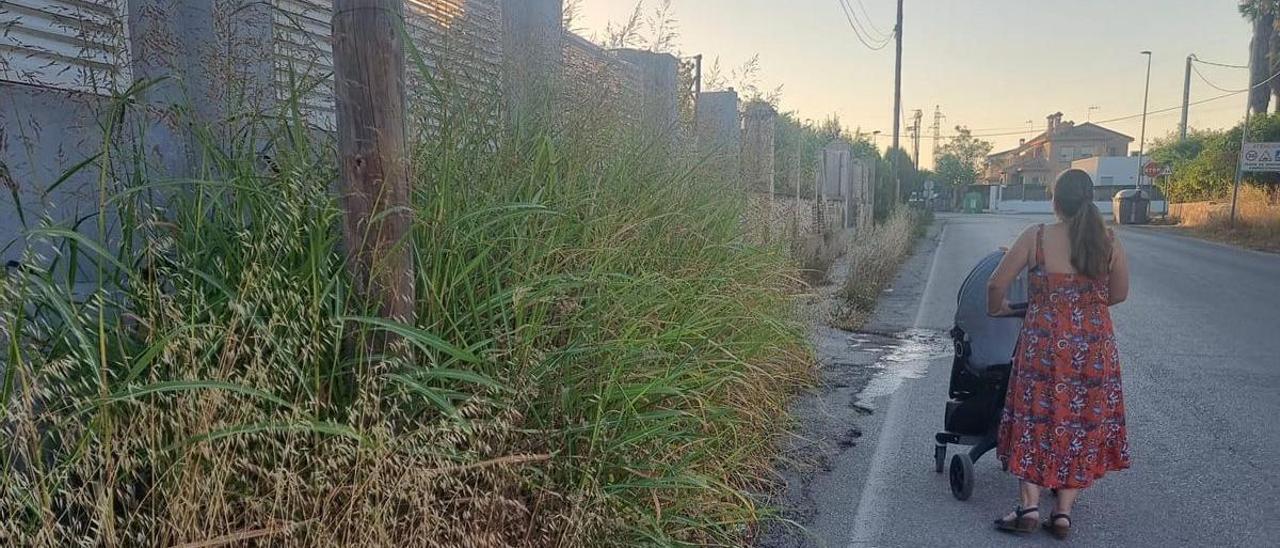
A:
<box><xmin>1262</xmin><ymin>152</ymin><xmax>1273</xmax><ymax>163</ymax></box>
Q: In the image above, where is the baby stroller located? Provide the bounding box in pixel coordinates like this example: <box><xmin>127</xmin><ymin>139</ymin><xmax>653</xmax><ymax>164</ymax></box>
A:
<box><xmin>933</xmin><ymin>250</ymin><xmax>1027</xmax><ymax>501</ymax></box>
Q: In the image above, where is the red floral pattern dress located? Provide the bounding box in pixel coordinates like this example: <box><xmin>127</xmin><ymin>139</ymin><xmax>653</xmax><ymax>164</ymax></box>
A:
<box><xmin>996</xmin><ymin>225</ymin><xmax>1131</xmax><ymax>489</ymax></box>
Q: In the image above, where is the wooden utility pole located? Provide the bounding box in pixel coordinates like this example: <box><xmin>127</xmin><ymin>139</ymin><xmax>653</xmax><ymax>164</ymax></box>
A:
<box><xmin>891</xmin><ymin>0</ymin><xmax>904</xmax><ymax>205</ymax></box>
<box><xmin>333</xmin><ymin>0</ymin><xmax>416</xmax><ymax>327</ymax></box>
<box><xmin>1180</xmin><ymin>54</ymin><xmax>1193</xmax><ymax>141</ymax></box>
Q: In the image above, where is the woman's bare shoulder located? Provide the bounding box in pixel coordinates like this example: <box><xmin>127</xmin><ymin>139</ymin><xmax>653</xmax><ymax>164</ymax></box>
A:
<box><xmin>1014</xmin><ymin>223</ymin><xmax>1042</xmax><ymax>242</ymax></box>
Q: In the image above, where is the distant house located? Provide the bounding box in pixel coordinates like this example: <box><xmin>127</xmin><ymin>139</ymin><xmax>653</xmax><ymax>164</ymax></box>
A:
<box><xmin>984</xmin><ymin>113</ymin><xmax>1133</xmax><ymax>191</ymax></box>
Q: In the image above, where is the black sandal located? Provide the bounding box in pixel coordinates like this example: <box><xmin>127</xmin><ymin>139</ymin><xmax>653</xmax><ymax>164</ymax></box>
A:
<box><xmin>994</xmin><ymin>506</ymin><xmax>1040</xmax><ymax>534</ymax></box>
<box><xmin>1045</xmin><ymin>513</ymin><xmax>1072</xmax><ymax>540</ymax></box>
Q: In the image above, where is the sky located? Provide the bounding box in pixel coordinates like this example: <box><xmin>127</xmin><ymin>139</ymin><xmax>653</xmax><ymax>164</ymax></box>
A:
<box><xmin>571</xmin><ymin>0</ymin><xmax>1254</xmax><ymax>169</ymax></box>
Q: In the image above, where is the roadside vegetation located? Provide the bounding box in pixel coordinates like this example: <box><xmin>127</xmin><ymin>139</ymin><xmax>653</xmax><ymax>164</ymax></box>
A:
<box><xmin>1167</xmin><ymin>186</ymin><xmax>1280</xmax><ymax>252</ymax></box>
<box><xmin>831</xmin><ymin>208</ymin><xmax>933</xmax><ymax>331</ymax></box>
<box><xmin>0</xmin><ymin>63</ymin><xmax>814</xmax><ymax>548</ymax></box>
<box><xmin>1150</xmin><ymin>112</ymin><xmax>1280</xmax><ymax>251</ymax></box>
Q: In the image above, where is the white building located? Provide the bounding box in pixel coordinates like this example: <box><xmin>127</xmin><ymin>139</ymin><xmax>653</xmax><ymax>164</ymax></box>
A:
<box><xmin>1071</xmin><ymin>155</ymin><xmax>1153</xmax><ymax>188</ymax></box>
<box><xmin>984</xmin><ymin>154</ymin><xmax>1168</xmax><ymax>215</ymax></box>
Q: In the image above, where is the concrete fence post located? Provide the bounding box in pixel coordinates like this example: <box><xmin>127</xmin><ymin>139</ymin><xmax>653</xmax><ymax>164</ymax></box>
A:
<box><xmin>822</xmin><ymin>140</ymin><xmax>855</xmax><ymax>230</ymax></box>
<box><xmin>695</xmin><ymin>89</ymin><xmax>741</xmax><ymax>185</ymax></box>
<box><xmin>502</xmin><ymin>0</ymin><xmax>564</xmax><ymax>131</ymax></box>
<box><xmin>742</xmin><ymin>102</ymin><xmax>777</xmax><ymax>241</ymax></box>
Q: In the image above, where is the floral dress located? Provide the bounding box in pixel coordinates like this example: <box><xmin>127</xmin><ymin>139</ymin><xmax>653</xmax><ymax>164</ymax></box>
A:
<box><xmin>996</xmin><ymin>225</ymin><xmax>1131</xmax><ymax>489</ymax></box>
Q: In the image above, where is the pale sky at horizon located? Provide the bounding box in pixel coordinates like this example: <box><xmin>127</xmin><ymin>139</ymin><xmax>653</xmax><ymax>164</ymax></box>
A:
<box><xmin>574</xmin><ymin>0</ymin><xmax>1253</xmax><ymax>169</ymax></box>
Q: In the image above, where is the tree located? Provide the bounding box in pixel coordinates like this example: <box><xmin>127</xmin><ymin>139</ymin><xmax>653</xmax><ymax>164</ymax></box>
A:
<box><xmin>1240</xmin><ymin>0</ymin><xmax>1280</xmax><ymax>114</ymax></box>
<box><xmin>1148</xmin><ymin>113</ymin><xmax>1280</xmax><ymax>201</ymax></box>
<box><xmin>933</xmin><ymin>126</ymin><xmax>993</xmax><ymax>206</ymax></box>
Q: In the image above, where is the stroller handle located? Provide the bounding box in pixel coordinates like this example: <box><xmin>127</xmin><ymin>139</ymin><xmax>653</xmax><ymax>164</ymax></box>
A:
<box><xmin>990</xmin><ymin>302</ymin><xmax>1028</xmax><ymax>318</ymax></box>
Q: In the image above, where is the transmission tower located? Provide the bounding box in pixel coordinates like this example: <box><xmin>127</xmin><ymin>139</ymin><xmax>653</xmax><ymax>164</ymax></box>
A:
<box><xmin>910</xmin><ymin>109</ymin><xmax>923</xmax><ymax>169</ymax></box>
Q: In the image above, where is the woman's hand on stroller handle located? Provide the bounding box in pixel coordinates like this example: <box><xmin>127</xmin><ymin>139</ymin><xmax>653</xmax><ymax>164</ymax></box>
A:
<box><xmin>990</xmin><ymin>301</ymin><xmax>1028</xmax><ymax>318</ymax></box>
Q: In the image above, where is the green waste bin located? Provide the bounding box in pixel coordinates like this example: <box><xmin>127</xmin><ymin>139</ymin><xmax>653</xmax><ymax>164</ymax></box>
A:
<box><xmin>964</xmin><ymin>192</ymin><xmax>983</xmax><ymax>214</ymax></box>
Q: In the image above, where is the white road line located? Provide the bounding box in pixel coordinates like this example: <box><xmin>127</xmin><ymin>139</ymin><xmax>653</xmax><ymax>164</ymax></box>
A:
<box><xmin>847</xmin><ymin>222</ymin><xmax>949</xmax><ymax>546</ymax></box>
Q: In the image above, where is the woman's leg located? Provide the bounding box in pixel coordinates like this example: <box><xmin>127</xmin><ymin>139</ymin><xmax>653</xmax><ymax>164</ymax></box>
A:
<box><xmin>1001</xmin><ymin>481</ymin><xmax>1042</xmax><ymax>521</ymax></box>
<box><xmin>1053</xmin><ymin>488</ymin><xmax>1081</xmax><ymax>523</ymax></box>
<box><xmin>1019</xmin><ymin>481</ymin><xmax>1042</xmax><ymax>514</ymax></box>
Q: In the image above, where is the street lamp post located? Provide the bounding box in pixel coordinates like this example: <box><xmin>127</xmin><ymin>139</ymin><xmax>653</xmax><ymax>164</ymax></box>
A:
<box><xmin>1136</xmin><ymin>51</ymin><xmax>1153</xmax><ymax>190</ymax></box>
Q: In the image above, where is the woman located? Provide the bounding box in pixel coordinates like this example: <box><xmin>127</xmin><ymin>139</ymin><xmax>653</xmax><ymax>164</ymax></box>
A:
<box><xmin>986</xmin><ymin>169</ymin><xmax>1131</xmax><ymax>540</ymax></box>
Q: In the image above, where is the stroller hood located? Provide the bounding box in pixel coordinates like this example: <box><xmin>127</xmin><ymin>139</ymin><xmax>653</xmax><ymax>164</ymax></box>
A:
<box><xmin>955</xmin><ymin>250</ymin><xmax>1027</xmax><ymax>371</ymax></box>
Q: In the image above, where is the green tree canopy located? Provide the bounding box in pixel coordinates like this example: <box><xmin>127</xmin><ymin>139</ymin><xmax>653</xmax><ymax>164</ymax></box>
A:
<box><xmin>934</xmin><ymin>126</ymin><xmax>994</xmax><ymax>191</ymax></box>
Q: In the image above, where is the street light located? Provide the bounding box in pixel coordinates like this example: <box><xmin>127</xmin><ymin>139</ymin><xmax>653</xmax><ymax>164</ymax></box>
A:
<box><xmin>1136</xmin><ymin>51</ymin><xmax>1153</xmax><ymax>190</ymax></box>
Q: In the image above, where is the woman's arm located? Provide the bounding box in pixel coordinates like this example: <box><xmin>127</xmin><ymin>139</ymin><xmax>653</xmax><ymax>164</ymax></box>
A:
<box><xmin>987</xmin><ymin>227</ymin><xmax>1035</xmax><ymax>316</ymax></box>
<box><xmin>1108</xmin><ymin>233</ymin><xmax>1130</xmax><ymax>306</ymax></box>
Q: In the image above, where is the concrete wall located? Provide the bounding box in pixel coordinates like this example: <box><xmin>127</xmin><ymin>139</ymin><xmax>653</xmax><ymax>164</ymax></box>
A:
<box><xmin>743</xmin><ymin>192</ymin><xmax>844</xmax><ymax>248</ymax></box>
<box><xmin>613</xmin><ymin>49</ymin><xmax>681</xmax><ymax>148</ymax></box>
<box><xmin>2</xmin><ymin>0</ymin><xmax>278</xmax><ymax>268</ymax></box>
<box><xmin>2</xmin><ymin>0</ymin><xmax>512</xmax><ymax>268</ymax></box>
<box><xmin>562</xmin><ymin>32</ymin><xmax>643</xmax><ymax>131</ymax></box>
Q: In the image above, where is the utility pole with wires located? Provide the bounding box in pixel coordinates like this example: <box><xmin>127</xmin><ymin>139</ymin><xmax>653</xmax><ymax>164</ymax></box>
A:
<box><xmin>1232</xmin><ymin>54</ymin><xmax>1254</xmax><ymax>228</ymax></box>
<box><xmin>1136</xmin><ymin>50</ymin><xmax>1152</xmax><ymax>190</ymax></box>
<box><xmin>891</xmin><ymin>0</ymin><xmax>904</xmax><ymax>204</ymax></box>
<box><xmin>1181</xmin><ymin>54</ymin><xmax>1194</xmax><ymax>140</ymax></box>
<box><xmin>931</xmin><ymin>105</ymin><xmax>944</xmax><ymax>168</ymax></box>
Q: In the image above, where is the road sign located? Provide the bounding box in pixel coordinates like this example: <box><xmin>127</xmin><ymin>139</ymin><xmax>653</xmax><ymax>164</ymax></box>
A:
<box><xmin>1241</xmin><ymin>142</ymin><xmax>1280</xmax><ymax>172</ymax></box>
<box><xmin>1143</xmin><ymin>161</ymin><xmax>1163</xmax><ymax>179</ymax></box>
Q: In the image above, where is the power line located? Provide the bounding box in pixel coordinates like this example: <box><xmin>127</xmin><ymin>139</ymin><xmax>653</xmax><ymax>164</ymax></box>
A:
<box><xmin>852</xmin><ymin>0</ymin><xmax>892</xmax><ymax>40</ymax></box>
<box><xmin>939</xmin><ymin>91</ymin><xmax>1246</xmax><ymax>139</ymax></box>
<box><xmin>1192</xmin><ymin>62</ymin><xmax>1280</xmax><ymax>93</ymax></box>
<box><xmin>1191</xmin><ymin>56</ymin><xmax>1249</xmax><ymax>69</ymax></box>
<box><xmin>835</xmin><ymin>0</ymin><xmax>891</xmax><ymax>50</ymax></box>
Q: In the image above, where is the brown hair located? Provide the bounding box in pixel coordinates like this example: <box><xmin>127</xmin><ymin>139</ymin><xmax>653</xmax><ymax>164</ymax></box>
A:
<box><xmin>1052</xmin><ymin>169</ymin><xmax>1111</xmax><ymax>279</ymax></box>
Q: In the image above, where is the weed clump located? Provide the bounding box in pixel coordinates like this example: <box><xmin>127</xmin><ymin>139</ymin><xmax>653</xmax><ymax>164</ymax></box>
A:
<box><xmin>831</xmin><ymin>209</ymin><xmax>931</xmax><ymax>330</ymax></box>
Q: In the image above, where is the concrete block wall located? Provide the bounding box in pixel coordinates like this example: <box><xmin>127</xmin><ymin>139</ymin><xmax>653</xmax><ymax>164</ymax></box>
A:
<box><xmin>743</xmin><ymin>192</ymin><xmax>846</xmax><ymax>249</ymax></box>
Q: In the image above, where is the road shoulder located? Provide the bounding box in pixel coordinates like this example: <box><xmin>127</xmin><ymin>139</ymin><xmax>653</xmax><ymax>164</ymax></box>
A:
<box><xmin>755</xmin><ymin>218</ymin><xmax>949</xmax><ymax>547</ymax></box>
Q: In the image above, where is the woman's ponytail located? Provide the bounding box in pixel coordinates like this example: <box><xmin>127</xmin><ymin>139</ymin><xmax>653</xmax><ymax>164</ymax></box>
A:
<box><xmin>1054</xmin><ymin>170</ymin><xmax>1112</xmax><ymax>279</ymax></box>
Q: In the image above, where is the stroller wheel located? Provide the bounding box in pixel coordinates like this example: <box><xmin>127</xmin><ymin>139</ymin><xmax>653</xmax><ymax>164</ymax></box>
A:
<box><xmin>934</xmin><ymin>445</ymin><xmax>946</xmax><ymax>474</ymax></box>
<box><xmin>949</xmin><ymin>454</ymin><xmax>975</xmax><ymax>501</ymax></box>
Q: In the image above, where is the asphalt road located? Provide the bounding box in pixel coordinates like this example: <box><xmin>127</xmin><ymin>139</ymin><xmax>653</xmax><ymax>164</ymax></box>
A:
<box><xmin>774</xmin><ymin>213</ymin><xmax>1280</xmax><ymax>547</ymax></box>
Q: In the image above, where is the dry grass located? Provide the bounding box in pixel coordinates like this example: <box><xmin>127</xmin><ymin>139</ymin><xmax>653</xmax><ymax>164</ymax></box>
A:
<box><xmin>830</xmin><ymin>209</ymin><xmax>930</xmax><ymax>330</ymax></box>
<box><xmin>1169</xmin><ymin>186</ymin><xmax>1280</xmax><ymax>252</ymax></box>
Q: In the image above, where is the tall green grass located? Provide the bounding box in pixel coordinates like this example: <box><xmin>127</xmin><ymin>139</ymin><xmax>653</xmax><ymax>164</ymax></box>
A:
<box><xmin>0</xmin><ymin>54</ymin><xmax>812</xmax><ymax>546</ymax></box>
